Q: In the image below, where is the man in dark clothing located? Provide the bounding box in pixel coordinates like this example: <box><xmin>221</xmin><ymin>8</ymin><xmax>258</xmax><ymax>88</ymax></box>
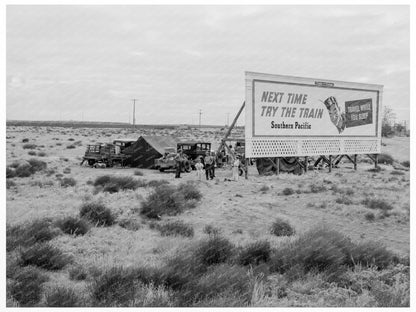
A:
<box><xmin>204</xmin><ymin>151</ymin><xmax>214</xmax><ymax>180</ymax></box>
<box><xmin>175</xmin><ymin>152</ymin><xmax>183</xmax><ymax>178</ymax></box>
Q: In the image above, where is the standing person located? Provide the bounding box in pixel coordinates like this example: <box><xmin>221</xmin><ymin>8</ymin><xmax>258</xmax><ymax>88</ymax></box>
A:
<box><xmin>174</xmin><ymin>151</ymin><xmax>183</xmax><ymax>178</ymax></box>
<box><xmin>211</xmin><ymin>151</ymin><xmax>217</xmax><ymax>178</ymax></box>
<box><xmin>204</xmin><ymin>151</ymin><xmax>213</xmax><ymax>180</ymax></box>
<box><xmin>232</xmin><ymin>155</ymin><xmax>241</xmax><ymax>181</ymax></box>
<box><xmin>195</xmin><ymin>157</ymin><xmax>204</xmax><ymax>181</ymax></box>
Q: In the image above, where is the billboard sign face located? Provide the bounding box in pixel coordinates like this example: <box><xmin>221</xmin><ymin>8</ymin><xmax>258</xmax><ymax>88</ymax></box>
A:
<box><xmin>245</xmin><ymin>72</ymin><xmax>383</xmax><ymax>158</ymax></box>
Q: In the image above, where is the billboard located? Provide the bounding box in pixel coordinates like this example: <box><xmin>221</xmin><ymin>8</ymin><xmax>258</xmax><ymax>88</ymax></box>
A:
<box><xmin>245</xmin><ymin>72</ymin><xmax>383</xmax><ymax>158</ymax></box>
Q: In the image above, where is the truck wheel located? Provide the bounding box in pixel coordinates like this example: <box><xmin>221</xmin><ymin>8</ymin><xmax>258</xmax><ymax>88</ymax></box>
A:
<box><xmin>159</xmin><ymin>168</ymin><xmax>165</xmax><ymax>172</ymax></box>
<box><xmin>88</xmin><ymin>159</ymin><xmax>95</xmax><ymax>166</ymax></box>
<box><xmin>239</xmin><ymin>167</ymin><xmax>244</xmax><ymax>176</ymax></box>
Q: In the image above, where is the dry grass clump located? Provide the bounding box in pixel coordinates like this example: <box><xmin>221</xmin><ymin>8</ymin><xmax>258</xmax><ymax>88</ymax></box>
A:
<box><xmin>282</xmin><ymin>187</ymin><xmax>295</xmax><ymax>195</ymax></box>
<box><xmin>7</xmin><ymin>158</ymin><xmax>47</xmax><ymax>178</ymax></box>
<box><xmin>179</xmin><ymin>264</ymin><xmax>253</xmax><ymax>306</ymax></box>
<box><xmin>140</xmin><ymin>183</ymin><xmax>202</xmax><ymax>219</ymax></box>
<box><xmin>146</xmin><ymin>179</ymin><xmax>170</xmax><ymax>188</ymax></box>
<box><xmin>60</xmin><ymin>177</ymin><xmax>77</xmax><ymax>187</ymax></box>
<box><xmin>118</xmin><ymin>218</ymin><xmax>141</xmax><ymax>231</ymax></box>
<box><xmin>236</xmin><ymin>240</ymin><xmax>271</xmax><ymax>266</ymax></box>
<box><xmin>365</xmin><ymin>212</ymin><xmax>375</xmax><ymax>221</ymax></box>
<box><xmin>90</xmin><ymin>266</ymin><xmax>137</xmax><ymax>306</ymax></box>
<box><xmin>6</xmin><ymin>219</ymin><xmax>60</xmax><ymax>252</ymax></box>
<box><xmin>28</xmin><ymin>150</ymin><xmax>36</xmax><ymax>156</ymax></box>
<box><xmin>270</xmin><ymin>226</ymin><xmax>399</xmax><ymax>278</ymax></box>
<box><xmin>79</xmin><ymin>202</ymin><xmax>115</xmax><ymax>226</ymax></box>
<box><xmin>150</xmin><ymin>220</ymin><xmax>194</xmax><ymax>237</ymax></box>
<box><xmin>22</xmin><ymin>143</ymin><xmax>37</xmax><ymax>149</ymax></box>
<box><xmin>55</xmin><ymin>216</ymin><xmax>90</xmax><ymax>236</ymax></box>
<box><xmin>203</xmin><ymin>224</ymin><xmax>221</xmax><ymax>236</ymax></box>
<box><xmin>390</xmin><ymin>170</ymin><xmax>405</xmax><ymax>176</ymax></box>
<box><xmin>8</xmin><ymin>266</ymin><xmax>49</xmax><ymax>306</ymax></box>
<box><xmin>400</xmin><ymin>160</ymin><xmax>409</xmax><ymax>168</ymax></box>
<box><xmin>45</xmin><ymin>286</ymin><xmax>81</xmax><ymax>307</ymax></box>
<box><xmin>20</xmin><ymin>242</ymin><xmax>72</xmax><ymax>270</ymax></box>
<box><xmin>336</xmin><ymin>196</ymin><xmax>353</xmax><ymax>205</ymax></box>
<box><xmin>194</xmin><ymin>236</ymin><xmax>235</xmax><ymax>266</ymax></box>
<box><xmin>310</xmin><ymin>184</ymin><xmax>327</xmax><ymax>193</ymax></box>
<box><xmin>93</xmin><ymin>175</ymin><xmax>144</xmax><ymax>193</ymax></box>
<box><xmin>69</xmin><ymin>265</ymin><xmax>89</xmax><ymax>281</ymax></box>
<box><xmin>66</xmin><ymin>144</ymin><xmax>76</xmax><ymax>149</ymax></box>
<box><xmin>177</xmin><ymin>181</ymin><xmax>202</xmax><ymax>200</ymax></box>
<box><xmin>362</xmin><ymin>198</ymin><xmax>393</xmax><ymax>212</ymax></box>
<box><xmin>270</xmin><ymin>218</ymin><xmax>295</xmax><ymax>237</ymax></box>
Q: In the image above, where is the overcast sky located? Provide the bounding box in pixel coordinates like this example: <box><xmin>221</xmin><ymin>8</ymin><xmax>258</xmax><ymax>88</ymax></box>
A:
<box><xmin>6</xmin><ymin>5</ymin><xmax>409</xmax><ymax>126</ymax></box>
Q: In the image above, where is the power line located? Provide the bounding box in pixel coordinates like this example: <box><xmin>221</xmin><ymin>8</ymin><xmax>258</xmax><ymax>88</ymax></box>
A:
<box><xmin>199</xmin><ymin>109</ymin><xmax>202</xmax><ymax>128</ymax></box>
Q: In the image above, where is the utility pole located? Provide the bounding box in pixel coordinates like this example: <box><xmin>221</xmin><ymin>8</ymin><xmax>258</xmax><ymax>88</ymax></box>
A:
<box><xmin>132</xmin><ymin>99</ymin><xmax>137</xmax><ymax>128</ymax></box>
<box><xmin>199</xmin><ymin>109</ymin><xmax>202</xmax><ymax>128</ymax></box>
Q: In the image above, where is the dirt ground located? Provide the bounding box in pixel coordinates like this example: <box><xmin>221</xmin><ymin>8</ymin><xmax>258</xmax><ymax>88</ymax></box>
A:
<box><xmin>5</xmin><ymin>126</ymin><xmax>410</xmax><ymax>271</ymax></box>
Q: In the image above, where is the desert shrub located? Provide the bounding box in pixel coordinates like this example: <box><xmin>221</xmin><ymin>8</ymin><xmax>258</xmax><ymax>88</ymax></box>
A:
<box><xmin>93</xmin><ymin>175</ymin><xmax>112</xmax><ymax>187</ymax></box>
<box><xmin>22</xmin><ymin>138</ymin><xmax>29</xmax><ymax>142</ymax></box>
<box><xmin>6</xmin><ymin>179</ymin><xmax>16</xmax><ymax>189</ymax></box>
<box><xmin>362</xmin><ymin>198</ymin><xmax>393</xmax><ymax>211</ymax></box>
<box><xmin>161</xmin><ymin>251</ymin><xmax>206</xmax><ymax>290</ymax></box>
<box><xmin>66</xmin><ymin>145</ymin><xmax>76</xmax><ymax>149</ymax></box>
<box><xmin>60</xmin><ymin>177</ymin><xmax>77</xmax><ymax>187</ymax></box>
<box><xmin>270</xmin><ymin>227</ymin><xmax>353</xmax><ymax>275</ymax></box>
<box><xmin>367</xmin><ymin>166</ymin><xmax>383</xmax><ymax>172</ymax></box>
<box><xmin>69</xmin><ymin>265</ymin><xmax>88</xmax><ymax>281</ymax></box>
<box><xmin>28</xmin><ymin>150</ymin><xmax>36</xmax><ymax>156</ymax></box>
<box><xmin>140</xmin><ymin>185</ymin><xmax>183</xmax><ymax>218</ymax></box>
<box><xmin>194</xmin><ymin>236</ymin><xmax>234</xmax><ymax>266</ymax></box>
<box><xmin>400</xmin><ymin>160</ymin><xmax>409</xmax><ymax>168</ymax></box>
<box><xmin>20</xmin><ymin>242</ymin><xmax>72</xmax><ymax>270</ymax></box>
<box><xmin>365</xmin><ymin>212</ymin><xmax>375</xmax><ymax>221</ymax></box>
<box><xmin>6</xmin><ymin>219</ymin><xmax>59</xmax><ymax>251</ymax></box>
<box><xmin>336</xmin><ymin>196</ymin><xmax>353</xmax><ymax>205</ymax></box>
<box><xmin>63</xmin><ymin>167</ymin><xmax>71</xmax><ymax>174</ymax></box>
<box><xmin>134</xmin><ymin>169</ymin><xmax>144</xmax><ymax>176</ymax></box>
<box><xmin>27</xmin><ymin>158</ymin><xmax>47</xmax><ymax>172</ymax></box>
<box><xmin>90</xmin><ymin>266</ymin><xmax>137</xmax><ymax>306</ymax></box>
<box><xmin>68</xmin><ymin>138</ymin><xmax>75</xmax><ymax>141</ymax></box>
<box><xmin>259</xmin><ymin>185</ymin><xmax>270</xmax><ymax>192</ymax></box>
<box><xmin>55</xmin><ymin>216</ymin><xmax>90</xmax><ymax>236</ymax></box>
<box><xmin>45</xmin><ymin>286</ymin><xmax>81</xmax><ymax>307</ymax></box>
<box><xmin>203</xmin><ymin>224</ymin><xmax>221</xmax><ymax>236</ymax></box>
<box><xmin>282</xmin><ymin>187</ymin><xmax>294</xmax><ymax>195</ymax></box>
<box><xmin>236</xmin><ymin>240</ymin><xmax>271</xmax><ymax>266</ymax></box>
<box><xmin>118</xmin><ymin>218</ymin><xmax>141</xmax><ymax>231</ymax></box>
<box><xmin>152</xmin><ymin>220</ymin><xmax>194</xmax><ymax>237</ymax></box>
<box><xmin>146</xmin><ymin>179</ymin><xmax>169</xmax><ymax>188</ymax></box>
<box><xmin>179</xmin><ymin>264</ymin><xmax>252</xmax><ymax>306</ymax></box>
<box><xmin>79</xmin><ymin>202</ymin><xmax>115</xmax><ymax>226</ymax></box>
<box><xmin>390</xmin><ymin>170</ymin><xmax>405</xmax><ymax>176</ymax></box>
<box><xmin>94</xmin><ymin>175</ymin><xmax>141</xmax><ymax>193</ymax></box>
<box><xmin>23</xmin><ymin>143</ymin><xmax>37</xmax><ymax>149</ymax></box>
<box><xmin>378</xmin><ymin>153</ymin><xmax>394</xmax><ymax>165</ymax></box>
<box><xmin>270</xmin><ymin>218</ymin><xmax>295</xmax><ymax>236</ymax></box>
<box><xmin>177</xmin><ymin>182</ymin><xmax>202</xmax><ymax>200</ymax></box>
<box><xmin>310</xmin><ymin>184</ymin><xmax>327</xmax><ymax>193</ymax></box>
<box><xmin>6</xmin><ymin>167</ymin><xmax>16</xmax><ymax>178</ymax></box>
<box><xmin>37</xmin><ymin>151</ymin><xmax>47</xmax><ymax>157</ymax></box>
<box><xmin>348</xmin><ymin>241</ymin><xmax>397</xmax><ymax>269</ymax></box>
<box><xmin>8</xmin><ymin>266</ymin><xmax>49</xmax><ymax>306</ymax></box>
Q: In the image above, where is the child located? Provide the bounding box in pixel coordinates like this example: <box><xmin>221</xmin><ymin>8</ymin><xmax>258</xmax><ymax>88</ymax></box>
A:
<box><xmin>195</xmin><ymin>157</ymin><xmax>204</xmax><ymax>181</ymax></box>
<box><xmin>232</xmin><ymin>156</ymin><xmax>241</xmax><ymax>181</ymax></box>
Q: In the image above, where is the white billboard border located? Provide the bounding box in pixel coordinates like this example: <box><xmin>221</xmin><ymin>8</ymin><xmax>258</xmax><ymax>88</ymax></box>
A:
<box><xmin>245</xmin><ymin>72</ymin><xmax>384</xmax><ymax>158</ymax></box>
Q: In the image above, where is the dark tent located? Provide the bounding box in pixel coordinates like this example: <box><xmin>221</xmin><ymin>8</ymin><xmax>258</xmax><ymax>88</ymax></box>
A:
<box><xmin>123</xmin><ymin>136</ymin><xmax>177</xmax><ymax>168</ymax></box>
